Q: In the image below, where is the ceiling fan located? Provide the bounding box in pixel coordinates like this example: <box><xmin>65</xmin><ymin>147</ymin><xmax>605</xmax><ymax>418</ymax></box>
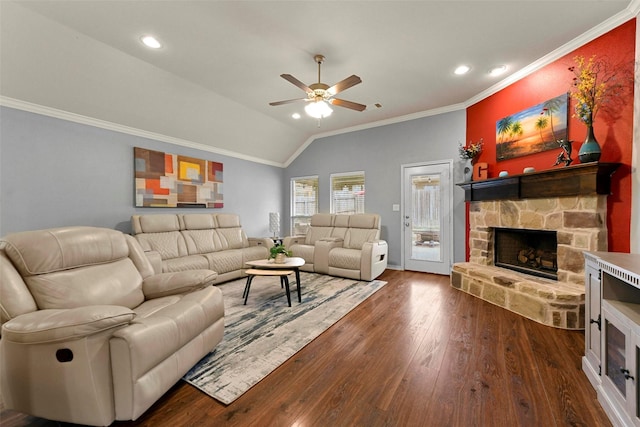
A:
<box><xmin>269</xmin><ymin>54</ymin><xmax>366</xmax><ymax>118</ymax></box>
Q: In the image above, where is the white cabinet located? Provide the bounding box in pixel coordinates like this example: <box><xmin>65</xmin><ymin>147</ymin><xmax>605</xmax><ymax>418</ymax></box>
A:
<box><xmin>584</xmin><ymin>252</ymin><xmax>602</xmax><ymax>387</ymax></box>
<box><xmin>584</xmin><ymin>252</ymin><xmax>640</xmax><ymax>427</ymax></box>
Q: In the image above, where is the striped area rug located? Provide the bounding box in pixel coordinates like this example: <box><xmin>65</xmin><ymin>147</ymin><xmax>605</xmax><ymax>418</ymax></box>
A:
<box><xmin>183</xmin><ymin>271</ymin><xmax>387</xmax><ymax>405</ymax></box>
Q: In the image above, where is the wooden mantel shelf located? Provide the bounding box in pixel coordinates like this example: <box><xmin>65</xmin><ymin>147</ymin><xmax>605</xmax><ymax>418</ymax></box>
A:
<box><xmin>457</xmin><ymin>162</ymin><xmax>620</xmax><ymax>202</ymax></box>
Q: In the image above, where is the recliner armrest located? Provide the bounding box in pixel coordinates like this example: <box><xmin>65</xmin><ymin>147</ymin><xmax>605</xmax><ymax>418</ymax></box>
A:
<box><xmin>143</xmin><ymin>250</ymin><xmax>163</xmax><ymax>274</ymax></box>
<box><xmin>142</xmin><ymin>269</ymin><xmax>218</xmax><ymax>299</ymax></box>
<box><xmin>314</xmin><ymin>238</ymin><xmax>345</xmax><ymax>274</ymax></box>
<box><xmin>1</xmin><ymin>306</ymin><xmax>135</xmax><ymax>344</ymax></box>
<box><xmin>283</xmin><ymin>236</ymin><xmax>305</xmax><ymax>247</ymax></box>
<box><xmin>248</xmin><ymin>237</ymin><xmax>275</xmax><ymax>248</ymax></box>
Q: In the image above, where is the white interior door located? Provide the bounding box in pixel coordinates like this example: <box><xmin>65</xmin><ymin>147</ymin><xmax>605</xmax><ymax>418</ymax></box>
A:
<box><xmin>402</xmin><ymin>161</ymin><xmax>452</xmax><ymax>274</ymax></box>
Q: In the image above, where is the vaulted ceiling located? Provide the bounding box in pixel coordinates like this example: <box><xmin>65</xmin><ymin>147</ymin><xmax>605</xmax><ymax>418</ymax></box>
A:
<box><xmin>1</xmin><ymin>1</ymin><xmax>636</xmax><ymax>166</ymax></box>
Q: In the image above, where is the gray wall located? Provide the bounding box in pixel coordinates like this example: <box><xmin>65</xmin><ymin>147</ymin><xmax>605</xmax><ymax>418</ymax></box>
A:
<box><xmin>284</xmin><ymin>109</ymin><xmax>467</xmax><ymax>268</ymax></box>
<box><xmin>0</xmin><ymin>107</ymin><xmax>283</xmax><ymax>237</ymax></box>
<box><xmin>1</xmin><ymin>106</ymin><xmax>467</xmax><ymax>268</ymax></box>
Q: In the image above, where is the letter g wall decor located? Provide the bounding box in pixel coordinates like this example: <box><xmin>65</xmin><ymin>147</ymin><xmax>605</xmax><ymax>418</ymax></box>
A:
<box><xmin>134</xmin><ymin>147</ymin><xmax>223</xmax><ymax>208</ymax></box>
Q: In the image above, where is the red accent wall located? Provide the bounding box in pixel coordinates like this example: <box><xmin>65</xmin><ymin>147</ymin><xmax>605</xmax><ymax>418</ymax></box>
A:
<box><xmin>466</xmin><ymin>19</ymin><xmax>636</xmax><ymax>258</ymax></box>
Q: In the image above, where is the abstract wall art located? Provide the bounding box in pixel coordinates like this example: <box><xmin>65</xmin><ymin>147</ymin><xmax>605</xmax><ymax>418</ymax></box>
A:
<box><xmin>134</xmin><ymin>147</ymin><xmax>223</xmax><ymax>208</ymax></box>
<box><xmin>495</xmin><ymin>93</ymin><xmax>568</xmax><ymax>161</ymax></box>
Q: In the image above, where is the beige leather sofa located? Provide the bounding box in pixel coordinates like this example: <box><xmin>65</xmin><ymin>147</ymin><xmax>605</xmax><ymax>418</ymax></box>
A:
<box><xmin>0</xmin><ymin>226</ymin><xmax>224</xmax><ymax>426</ymax></box>
<box><xmin>283</xmin><ymin>213</ymin><xmax>388</xmax><ymax>281</ymax></box>
<box><xmin>131</xmin><ymin>213</ymin><xmax>273</xmax><ymax>284</ymax></box>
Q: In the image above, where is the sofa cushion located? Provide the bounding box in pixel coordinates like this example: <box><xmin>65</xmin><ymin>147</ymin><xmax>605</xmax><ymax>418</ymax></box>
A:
<box><xmin>205</xmin><ymin>250</ymin><xmax>244</xmax><ymax>274</ymax></box>
<box><xmin>135</xmin><ymin>232</ymin><xmax>188</xmax><ymax>260</ymax></box>
<box><xmin>217</xmin><ymin>228</ymin><xmax>247</xmax><ymax>250</ymax></box>
<box><xmin>182</xmin><ymin>229</ymin><xmax>222</xmax><ymax>255</ymax></box>
<box><xmin>162</xmin><ymin>255</ymin><xmax>209</xmax><ymax>273</ymax></box>
<box><xmin>242</xmin><ymin>246</ymin><xmax>269</xmax><ymax>264</ymax></box>
<box><xmin>133</xmin><ymin>214</ymin><xmax>180</xmax><ymax>234</ymax></box>
<box><xmin>344</xmin><ymin>228</ymin><xmax>378</xmax><ymax>250</ymax></box>
<box><xmin>3</xmin><ymin>227</ymin><xmax>129</xmax><ymax>276</ymax></box>
<box><xmin>290</xmin><ymin>244</ymin><xmax>315</xmax><ymax>265</ymax></box>
<box><xmin>329</xmin><ymin>247</ymin><xmax>362</xmax><ymax>270</ymax></box>
<box><xmin>181</xmin><ymin>214</ymin><xmax>216</xmax><ymax>230</ymax></box>
<box><xmin>216</xmin><ymin>213</ymin><xmax>241</xmax><ymax>228</ymax></box>
<box><xmin>25</xmin><ymin>258</ymin><xmax>145</xmax><ymax>310</ymax></box>
<box><xmin>348</xmin><ymin>214</ymin><xmax>379</xmax><ymax>229</ymax></box>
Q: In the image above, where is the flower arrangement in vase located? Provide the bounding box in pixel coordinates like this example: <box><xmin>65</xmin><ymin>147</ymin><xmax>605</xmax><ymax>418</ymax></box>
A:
<box><xmin>459</xmin><ymin>139</ymin><xmax>483</xmax><ymax>182</ymax></box>
<box><xmin>569</xmin><ymin>55</ymin><xmax>630</xmax><ymax>163</ymax></box>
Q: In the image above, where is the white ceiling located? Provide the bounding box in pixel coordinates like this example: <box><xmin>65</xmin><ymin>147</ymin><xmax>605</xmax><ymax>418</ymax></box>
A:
<box><xmin>1</xmin><ymin>1</ymin><xmax>636</xmax><ymax>166</ymax></box>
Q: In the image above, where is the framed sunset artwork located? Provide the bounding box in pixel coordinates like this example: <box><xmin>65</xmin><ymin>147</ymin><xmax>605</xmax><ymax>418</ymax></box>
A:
<box><xmin>495</xmin><ymin>93</ymin><xmax>568</xmax><ymax>161</ymax></box>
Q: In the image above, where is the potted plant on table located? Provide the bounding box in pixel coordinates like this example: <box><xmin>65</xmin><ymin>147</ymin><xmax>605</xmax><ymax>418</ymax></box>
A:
<box><xmin>270</xmin><ymin>244</ymin><xmax>292</xmax><ymax>264</ymax></box>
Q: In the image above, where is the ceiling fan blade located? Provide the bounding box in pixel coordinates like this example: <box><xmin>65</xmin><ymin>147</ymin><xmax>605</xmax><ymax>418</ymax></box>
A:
<box><xmin>329</xmin><ymin>98</ymin><xmax>366</xmax><ymax>112</ymax></box>
<box><xmin>327</xmin><ymin>75</ymin><xmax>362</xmax><ymax>96</ymax></box>
<box><xmin>280</xmin><ymin>74</ymin><xmax>313</xmax><ymax>94</ymax></box>
<box><xmin>269</xmin><ymin>98</ymin><xmax>307</xmax><ymax>106</ymax></box>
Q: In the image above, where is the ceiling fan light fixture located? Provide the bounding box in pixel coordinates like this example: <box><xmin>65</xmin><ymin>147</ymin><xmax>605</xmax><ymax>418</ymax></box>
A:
<box><xmin>305</xmin><ymin>100</ymin><xmax>333</xmax><ymax>119</ymax></box>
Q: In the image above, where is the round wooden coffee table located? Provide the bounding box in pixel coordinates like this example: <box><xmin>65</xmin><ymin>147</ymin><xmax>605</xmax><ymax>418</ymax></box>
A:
<box><xmin>245</xmin><ymin>257</ymin><xmax>306</xmax><ymax>303</ymax></box>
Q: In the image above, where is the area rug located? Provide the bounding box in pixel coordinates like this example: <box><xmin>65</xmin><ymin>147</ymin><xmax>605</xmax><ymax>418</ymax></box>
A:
<box><xmin>183</xmin><ymin>272</ymin><xmax>387</xmax><ymax>405</ymax></box>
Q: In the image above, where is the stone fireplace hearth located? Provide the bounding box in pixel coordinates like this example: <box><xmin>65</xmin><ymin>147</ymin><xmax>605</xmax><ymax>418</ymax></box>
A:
<box><xmin>451</xmin><ymin>163</ymin><xmax>617</xmax><ymax>330</ymax></box>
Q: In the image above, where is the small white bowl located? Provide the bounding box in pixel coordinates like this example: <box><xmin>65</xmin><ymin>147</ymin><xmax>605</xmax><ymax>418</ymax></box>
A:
<box><xmin>523</xmin><ymin>167</ymin><xmax>535</xmax><ymax>174</ymax></box>
<box><xmin>499</xmin><ymin>171</ymin><xmax>509</xmax><ymax>177</ymax></box>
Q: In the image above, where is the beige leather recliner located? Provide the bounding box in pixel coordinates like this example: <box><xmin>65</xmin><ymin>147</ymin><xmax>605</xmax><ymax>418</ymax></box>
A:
<box><xmin>0</xmin><ymin>226</ymin><xmax>224</xmax><ymax>426</ymax></box>
<box><xmin>283</xmin><ymin>213</ymin><xmax>388</xmax><ymax>281</ymax></box>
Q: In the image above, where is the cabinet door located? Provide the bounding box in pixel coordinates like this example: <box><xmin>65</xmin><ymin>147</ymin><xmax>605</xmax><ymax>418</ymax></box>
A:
<box><xmin>602</xmin><ymin>302</ymin><xmax>637</xmax><ymax>425</ymax></box>
<box><xmin>632</xmin><ymin>331</ymin><xmax>640</xmax><ymax>426</ymax></box>
<box><xmin>585</xmin><ymin>261</ymin><xmax>601</xmax><ymax>371</ymax></box>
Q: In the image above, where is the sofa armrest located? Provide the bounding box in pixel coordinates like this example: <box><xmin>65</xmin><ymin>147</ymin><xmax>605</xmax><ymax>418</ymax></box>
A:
<box><xmin>360</xmin><ymin>240</ymin><xmax>388</xmax><ymax>281</ymax></box>
<box><xmin>248</xmin><ymin>237</ymin><xmax>275</xmax><ymax>248</ymax></box>
<box><xmin>314</xmin><ymin>238</ymin><xmax>345</xmax><ymax>274</ymax></box>
<box><xmin>142</xmin><ymin>269</ymin><xmax>218</xmax><ymax>299</ymax></box>
<box><xmin>143</xmin><ymin>250</ymin><xmax>163</xmax><ymax>274</ymax></box>
<box><xmin>283</xmin><ymin>236</ymin><xmax>305</xmax><ymax>247</ymax></box>
<box><xmin>1</xmin><ymin>306</ymin><xmax>135</xmax><ymax>344</ymax></box>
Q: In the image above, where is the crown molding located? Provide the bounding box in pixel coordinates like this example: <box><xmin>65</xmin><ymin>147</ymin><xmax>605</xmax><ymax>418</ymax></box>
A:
<box><xmin>0</xmin><ymin>96</ymin><xmax>285</xmax><ymax>168</ymax></box>
<box><xmin>465</xmin><ymin>4</ymin><xmax>638</xmax><ymax>108</ymax></box>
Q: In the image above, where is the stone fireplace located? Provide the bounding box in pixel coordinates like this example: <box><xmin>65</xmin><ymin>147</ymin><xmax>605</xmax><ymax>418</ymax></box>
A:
<box><xmin>451</xmin><ymin>163</ymin><xmax>617</xmax><ymax>330</ymax></box>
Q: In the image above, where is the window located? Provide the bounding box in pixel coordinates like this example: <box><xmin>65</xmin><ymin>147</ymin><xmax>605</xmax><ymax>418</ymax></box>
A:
<box><xmin>290</xmin><ymin>176</ymin><xmax>318</xmax><ymax>235</ymax></box>
<box><xmin>330</xmin><ymin>171</ymin><xmax>365</xmax><ymax>214</ymax></box>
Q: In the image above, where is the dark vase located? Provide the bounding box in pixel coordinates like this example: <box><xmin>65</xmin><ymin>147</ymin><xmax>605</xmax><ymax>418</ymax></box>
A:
<box><xmin>578</xmin><ymin>125</ymin><xmax>601</xmax><ymax>163</ymax></box>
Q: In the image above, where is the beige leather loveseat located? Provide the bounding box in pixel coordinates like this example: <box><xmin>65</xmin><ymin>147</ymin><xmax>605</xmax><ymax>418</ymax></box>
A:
<box><xmin>0</xmin><ymin>226</ymin><xmax>224</xmax><ymax>426</ymax></box>
<box><xmin>283</xmin><ymin>213</ymin><xmax>388</xmax><ymax>281</ymax></box>
<box><xmin>131</xmin><ymin>213</ymin><xmax>273</xmax><ymax>284</ymax></box>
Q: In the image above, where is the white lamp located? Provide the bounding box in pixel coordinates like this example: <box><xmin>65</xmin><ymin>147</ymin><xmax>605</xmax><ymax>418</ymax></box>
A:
<box><xmin>305</xmin><ymin>100</ymin><xmax>333</xmax><ymax>119</ymax></box>
<box><xmin>269</xmin><ymin>212</ymin><xmax>280</xmax><ymax>238</ymax></box>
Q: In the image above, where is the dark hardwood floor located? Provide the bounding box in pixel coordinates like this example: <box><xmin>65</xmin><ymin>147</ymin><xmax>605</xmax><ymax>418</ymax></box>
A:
<box><xmin>1</xmin><ymin>270</ymin><xmax>611</xmax><ymax>426</ymax></box>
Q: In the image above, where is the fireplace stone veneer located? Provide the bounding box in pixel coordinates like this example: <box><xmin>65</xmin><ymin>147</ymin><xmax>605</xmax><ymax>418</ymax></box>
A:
<box><xmin>451</xmin><ymin>194</ymin><xmax>608</xmax><ymax>329</ymax></box>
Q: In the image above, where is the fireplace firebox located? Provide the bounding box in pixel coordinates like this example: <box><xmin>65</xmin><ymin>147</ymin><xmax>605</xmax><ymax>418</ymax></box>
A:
<box><xmin>494</xmin><ymin>228</ymin><xmax>558</xmax><ymax>280</ymax></box>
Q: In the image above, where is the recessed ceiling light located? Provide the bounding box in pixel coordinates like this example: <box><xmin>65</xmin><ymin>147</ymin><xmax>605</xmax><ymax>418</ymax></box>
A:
<box><xmin>489</xmin><ymin>65</ymin><xmax>507</xmax><ymax>77</ymax></box>
<box><xmin>141</xmin><ymin>35</ymin><xmax>162</xmax><ymax>49</ymax></box>
<box><xmin>291</xmin><ymin>113</ymin><xmax>301</xmax><ymax>119</ymax></box>
<box><xmin>454</xmin><ymin>65</ymin><xmax>471</xmax><ymax>75</ymax></box>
